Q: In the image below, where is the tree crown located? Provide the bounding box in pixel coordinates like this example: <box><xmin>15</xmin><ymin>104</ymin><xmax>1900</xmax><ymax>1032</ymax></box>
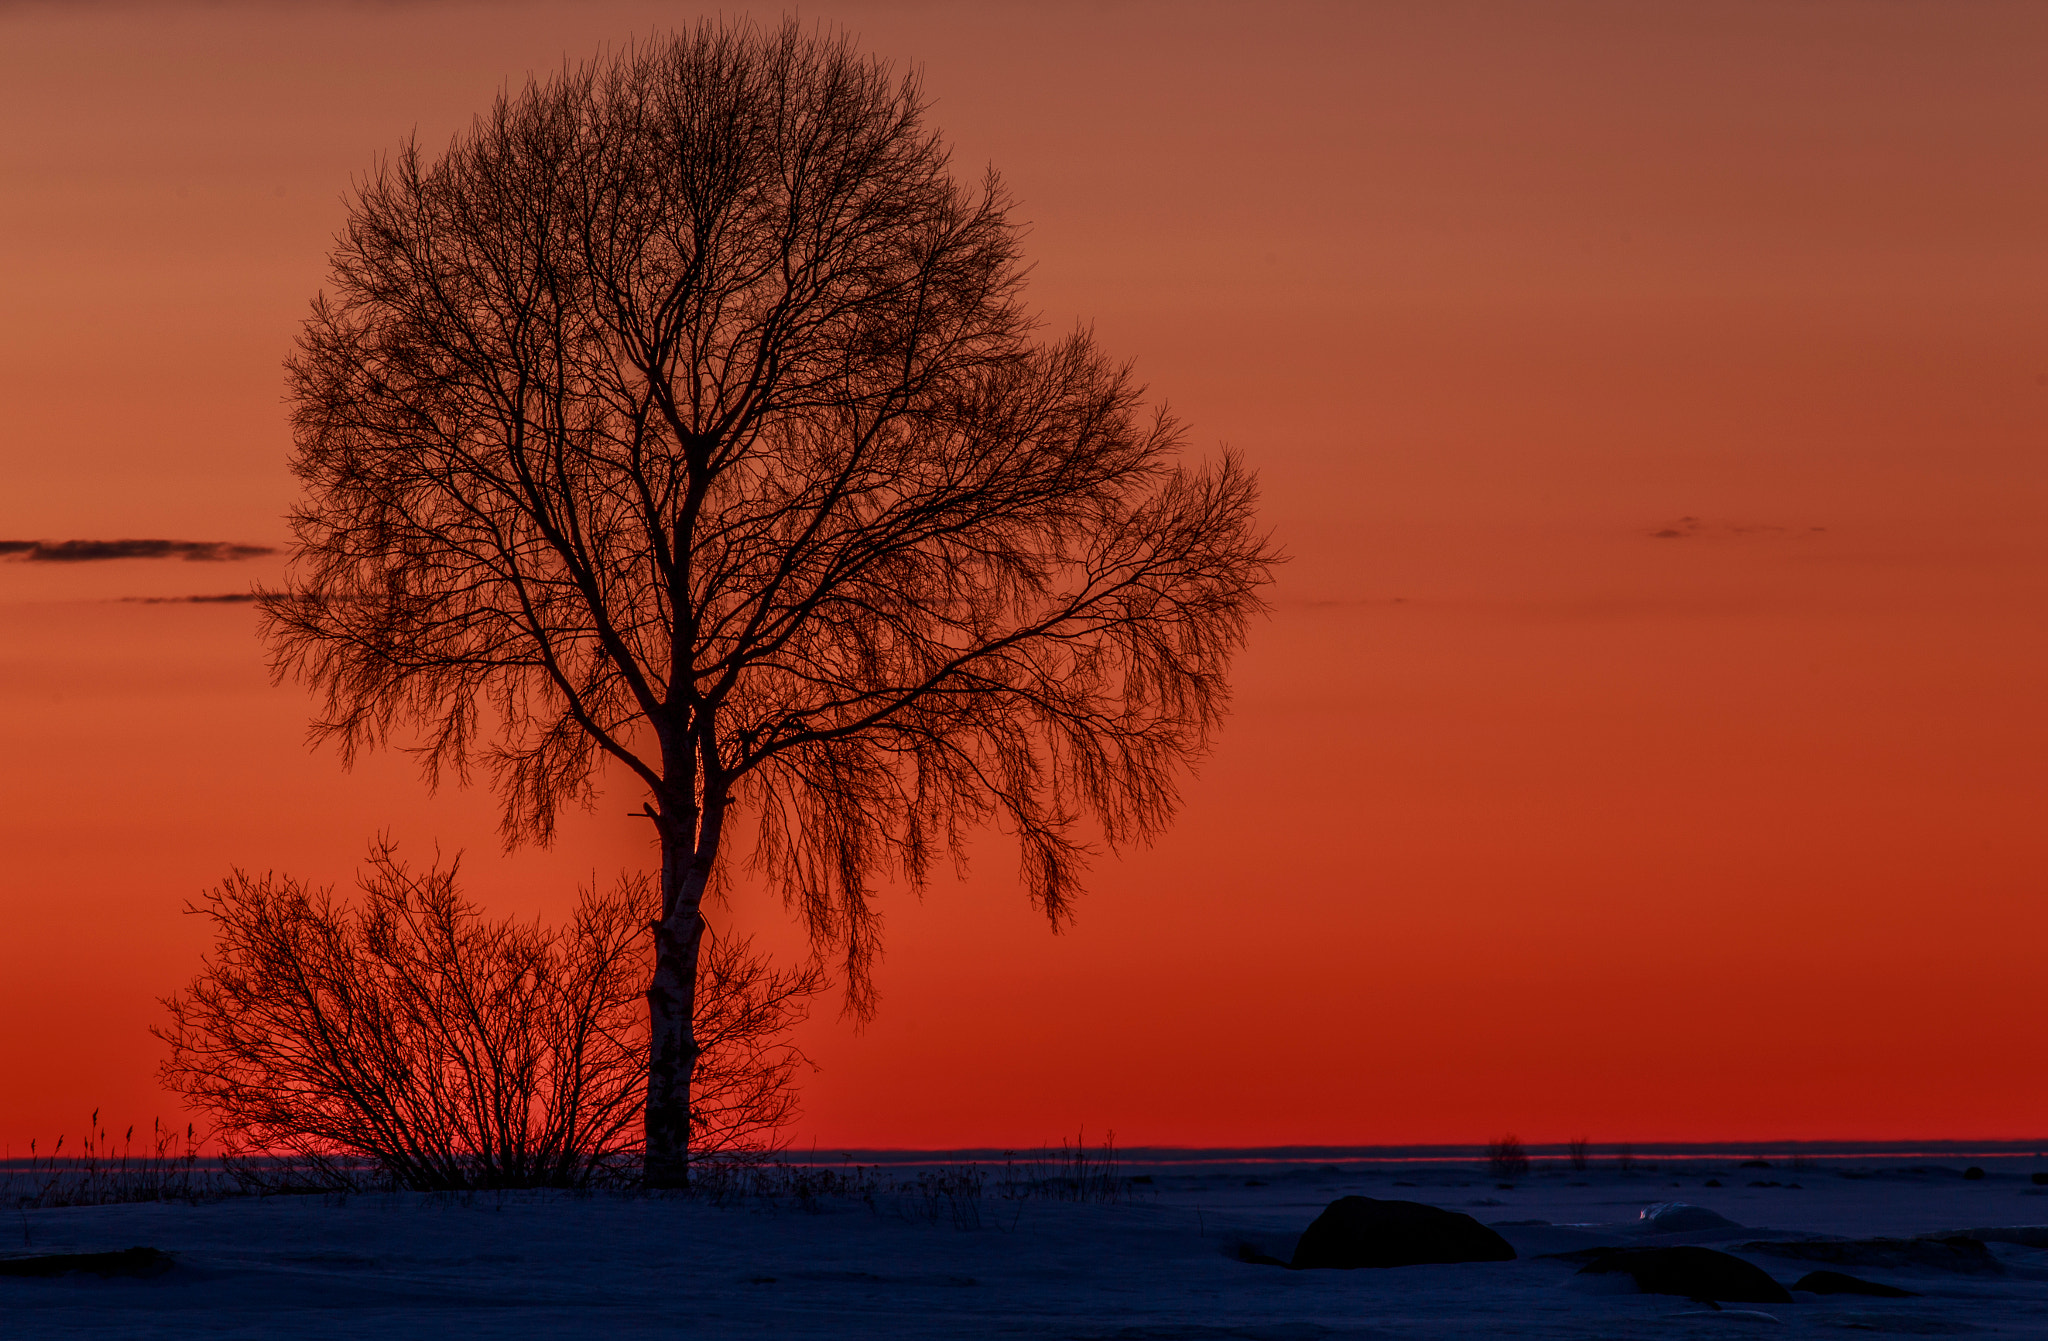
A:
<box><xmin>266</xmin><ymin>20</ymin><xmax>1276</xmax><ymax>1006</ymax></box>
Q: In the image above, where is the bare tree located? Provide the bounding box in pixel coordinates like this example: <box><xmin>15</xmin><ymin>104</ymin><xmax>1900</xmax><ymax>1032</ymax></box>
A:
<box><xmin>157</xmin><ymin>843</ymin><xmax>821</xmax><ymax>1188</ymax></box>
<box><xmin>1484</xmin><ymin>1133</ymin><xmax>1530</xmax><ymax>1180</ymax></box>
<box><xmin>264</xmin><ymin>20</ymin><xmax>1276</xmax><ymax>1186</ymax></box>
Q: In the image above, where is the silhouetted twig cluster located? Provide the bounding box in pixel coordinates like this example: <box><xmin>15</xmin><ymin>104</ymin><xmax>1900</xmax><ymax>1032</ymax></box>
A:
<box><xmin>1486</xmin><ymin>1133</ymin><xmax>1531</xmax><ymax>1179</ymax></box>
<box><xmin>157</xmin><ymin>842</ymin><xmax>821</xmax><ymax>1189</ymax></box>
<box><xmin>998</xmin><ymin>1129</ymin><xmax>1136</xmax><ymax>1205</ymax></box>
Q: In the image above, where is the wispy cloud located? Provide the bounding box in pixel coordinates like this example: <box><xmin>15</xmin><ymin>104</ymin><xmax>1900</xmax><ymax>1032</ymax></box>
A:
<box><xmin>0</xmin><ymin>539</ymin><xmax>277</xmax><ymax>562</ymax></box>
<box><xmin>116</xmin><ymin>592</ymin><xmax>261</xmax><ymax>604</ymax></box>
<box><xmin>1647</xmin><ymin>516</ymin><xmax>1828</xmax><ymax>541</ymax></box>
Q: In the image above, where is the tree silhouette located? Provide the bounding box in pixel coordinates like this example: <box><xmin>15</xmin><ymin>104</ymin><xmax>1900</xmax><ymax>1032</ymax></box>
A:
<box><xmin>265</xmin><ymin>20</ymin><xmax>1275</xmax><ymax>1186</ymax></box>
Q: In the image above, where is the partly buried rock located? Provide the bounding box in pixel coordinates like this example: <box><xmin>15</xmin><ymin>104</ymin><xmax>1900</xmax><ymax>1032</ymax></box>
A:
<box><xmin>1576</xmin><ymin>1246</ymin><xmax>1793</xmax><ymax>1303</ymax></box>
<box><xmin>1744</xmin><ymin>1235</ymin><xmax>2001</xmax><ymax>1275</ymax></box>
<box><xmin>1289</xmin><ymin>1196</ymin><xmax>1516</xmax><ymax>1269</ymax></box>
<box><xmin>1942</xmin><ymin>1225</ymin><xmax>2048</xmax><ymax>1249</ymax></box>
<box><xmin>0</xmin><ymin>1247</ymin><xmax>173</xmax><ymax>1279</ymax></box>
<box><xmin>1792</xmin><ymin>1269</ymin><xmax>1918</xmax><ymax>1297</ymax></box>
<box><xmin>1636</xmin><ymin>1202</ymin><xmax>1741</xmax><ymax>1233</ymax></box>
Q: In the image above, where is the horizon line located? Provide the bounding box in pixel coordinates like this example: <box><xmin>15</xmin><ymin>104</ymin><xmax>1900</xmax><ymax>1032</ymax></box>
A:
<box><xmin>776</xmin><ymin>1138</ymin><xmax>2048</xmax><ymax>1166</ymax></box>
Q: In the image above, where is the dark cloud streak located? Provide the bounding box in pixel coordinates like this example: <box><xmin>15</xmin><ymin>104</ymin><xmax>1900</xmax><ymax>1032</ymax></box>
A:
<box><xmin>116</xmin><ymin>592</ymin><xmax>261</xmax><ymax>604</ymax></box>
<box><xmin>1646</xmin><ymin>517</ymin><xmax>1828</xmax><ymax>541</ymax></box>
<box><xmin>0</xmin><ymin>539</ymin><xmax>277</xmax><ymax>562</ymax></box>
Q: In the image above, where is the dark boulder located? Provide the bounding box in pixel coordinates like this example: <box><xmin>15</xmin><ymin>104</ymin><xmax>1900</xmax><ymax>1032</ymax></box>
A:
<box><xmin>1792</xmin><ymin>1269</ymin><xmax>1918</xmax><ymax>1297</ymax></box>
<box><xmin>1944</xmin><ymin>1225</ymin><xmax>2048</xmax><ymax>1249</ymax></box>
<box><xmin>1289</xmin><ymin>1196</ymin><xmax>1516</xmax><ymax>1269</ymax></box>
<box><xmin>1575</xmin><ymin>1246</ymin><xmax>1793</xmax><ymax>1303</ymax></box>
<box><xmin>1744</xmin><ymin>1235</ymin><xmax>2001</xmax><ymax>1275</ymax></box>
<box><xmin>0</xmin><ymin>1247</ymin><xmax>173</xmax><ymax>1279</ymax></box>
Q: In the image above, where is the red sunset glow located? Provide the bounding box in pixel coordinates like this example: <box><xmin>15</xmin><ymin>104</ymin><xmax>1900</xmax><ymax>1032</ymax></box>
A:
<box><xmin>3</xmin><ymin>0</ymin><xmax>2045</xmax><ymax>1157</ymax></box>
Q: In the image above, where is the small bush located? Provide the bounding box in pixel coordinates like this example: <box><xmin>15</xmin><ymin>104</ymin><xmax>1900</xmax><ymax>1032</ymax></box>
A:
<box><xmin>904</xmin><ymin>1167</ymin><xmax>988</xmax><ymax>1229</ymax></box>
<box><xmin>158</xmin><ymin>841</ymin><xmax>822</xmax><ymax>1190</ymax></box>
<box><xmin>1485</xmin><ymin>1133</ymin><xmax>1530</xmax><ymax>1180</ymax></box>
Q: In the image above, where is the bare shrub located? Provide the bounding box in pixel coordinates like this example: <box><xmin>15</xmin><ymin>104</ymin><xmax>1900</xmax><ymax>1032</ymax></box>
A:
<box><xmin>902</xmin><ymin>1167</ymin><xmax>988</xmax><ymax>1229</ymax></box>
<box><xmin>158</xmin><ymin>842</ymin><xmax>821</xmax><ymax>1189</ymax></box>
<box><xmin>691</xmin><ymin>928</ymin><xmax>827</xmax><ymax>1159</ymax></box>
<box><xmin>1568</xmin><ymin>1135</ymin><xmax>1591</xmax><ymax>1172</ymax></box>
<box><xmin>1485</xmin><ymin>1133</ymin><xmax>1530</xmax><ymax>1180</ymax></box>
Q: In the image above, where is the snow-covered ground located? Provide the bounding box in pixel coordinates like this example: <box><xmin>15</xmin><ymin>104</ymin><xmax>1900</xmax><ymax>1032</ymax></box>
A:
<box><xmin>7</xmin><ymin>1156</ymin><xmax>2048</xmax><ymax>1338</ymax></box>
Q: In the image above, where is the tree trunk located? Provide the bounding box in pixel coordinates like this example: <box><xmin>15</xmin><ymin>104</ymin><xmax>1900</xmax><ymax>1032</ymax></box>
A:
<box><xmin>644</xmin><ymin>823</ymin><xmax>706</xmax><ymax>1188</ymax></box>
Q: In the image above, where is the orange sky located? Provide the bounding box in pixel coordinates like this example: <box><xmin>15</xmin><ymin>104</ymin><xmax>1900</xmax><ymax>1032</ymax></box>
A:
<box><xmin>3</xmin><ymin>0</ymin><xmax>2046</xmax><ymax>1153</ymax></box>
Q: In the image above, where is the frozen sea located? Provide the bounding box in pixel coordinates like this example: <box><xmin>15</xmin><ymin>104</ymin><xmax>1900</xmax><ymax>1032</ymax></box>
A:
<box><xmin>7</xmin><ymin>1146</ymin><xmax>2048</xmax><ymax>1338</ymax></box>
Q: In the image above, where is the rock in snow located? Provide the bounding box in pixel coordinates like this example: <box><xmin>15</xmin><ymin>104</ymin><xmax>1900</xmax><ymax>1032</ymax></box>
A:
<box><xmin>1636</xmin><ymin>1202</ymin><xmax>1741</xmax><ymax>1232</ymax></box>
<box><xmin>1791</xmin><ymin>1268</ymin><xmax>1919</xmax><ymax>1297</ymax></box>
<box><xmin>1575</xmin><ymin>1245</ymin><xmax>1794</xmax><ymax>1303</ymax></box>
<box><xmin>1288</xmin><ymin>1196</ymin><xmax>1516</xmax><ymax>1269</ymax></box>
<box><xmin>1745</xmin><ymin>1235</ymin><xmax>2002</xmax><ymax>1275</ymax></box>
<box><xmin>0</xmin><ymin>1247</ymin><xmax>173</xmax><ymax>1279</ymax></box>
<box><xmin>1942</xmin><ymin>1224</ymin><xmax>2048</xmax><ymax>1249</ymax></box>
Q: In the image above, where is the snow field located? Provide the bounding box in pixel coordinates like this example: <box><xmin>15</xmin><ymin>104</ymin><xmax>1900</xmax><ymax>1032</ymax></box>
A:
<box><xmin>6</xmin><ymin>1162</ymin><xmax>2048</xmax><ymax>1338</ymax></box>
